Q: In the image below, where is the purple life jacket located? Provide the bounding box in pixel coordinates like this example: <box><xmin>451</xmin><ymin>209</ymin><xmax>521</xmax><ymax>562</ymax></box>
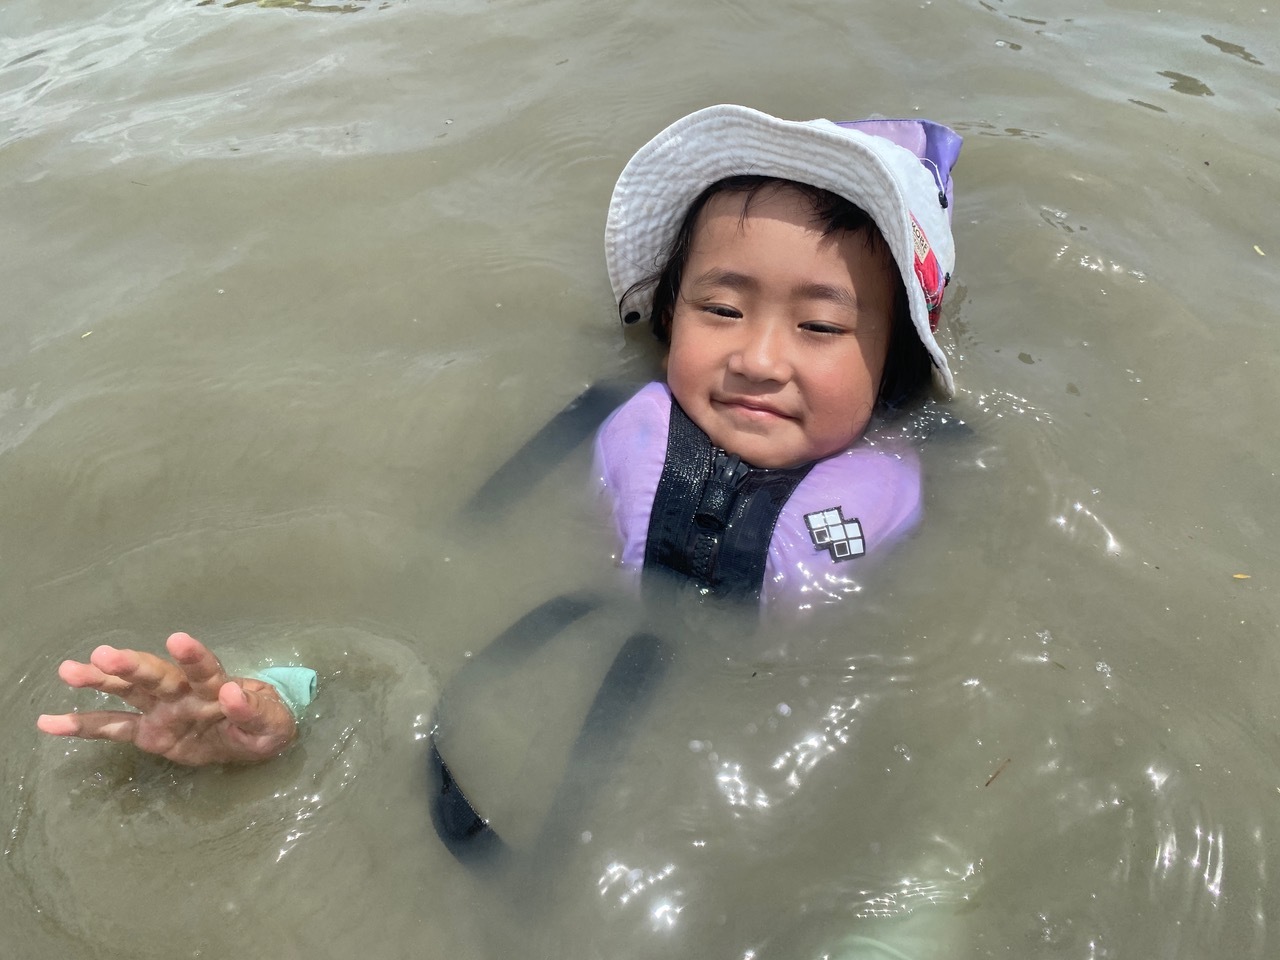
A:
<box><xmin>592</xmin><ymin>383</ymin><xmax>922</xmax><ymax>609</ymax></box>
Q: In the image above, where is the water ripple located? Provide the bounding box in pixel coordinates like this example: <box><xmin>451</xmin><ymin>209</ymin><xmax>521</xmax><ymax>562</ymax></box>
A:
<box><xmin>5</xmin><ymin>625</ymin><xmax>438</xmax><ymax>957</ymax></box>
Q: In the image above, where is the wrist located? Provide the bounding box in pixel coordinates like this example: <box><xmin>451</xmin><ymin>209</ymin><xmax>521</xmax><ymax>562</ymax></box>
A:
<box><xmin>246</xmin><ymin>666</ymin><xmax>317</xmax><ymax>718</ymax></box>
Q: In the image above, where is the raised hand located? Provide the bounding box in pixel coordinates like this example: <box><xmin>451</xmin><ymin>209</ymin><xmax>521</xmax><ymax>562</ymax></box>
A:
<box><xmin>37</xmin><ymin>632</ymin><xmax>298</xmax><ymax>766</ymax></box>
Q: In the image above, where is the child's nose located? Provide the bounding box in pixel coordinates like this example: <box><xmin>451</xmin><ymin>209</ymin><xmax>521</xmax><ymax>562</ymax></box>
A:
<box><xmin>728</xmin><ymin>324</ymin><xmax>791</xmax><ymax>383</ymax></box>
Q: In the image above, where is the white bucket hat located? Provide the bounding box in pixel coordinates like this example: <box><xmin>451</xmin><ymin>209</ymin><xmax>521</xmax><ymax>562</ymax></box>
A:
<box><xmin>605</xmin><ymin>104</ymin><xmax>962</xmax><ymax>397</ymax></box>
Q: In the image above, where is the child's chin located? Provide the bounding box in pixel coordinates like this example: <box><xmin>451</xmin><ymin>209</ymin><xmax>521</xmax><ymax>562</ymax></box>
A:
<box><xmin>721</xmin><ymin>437</ymin><xmax>814</xmax><ymax>470</ymax></box>
<box><xmin>701</xmin><ymin>416</ymin><xmax>832</xmax><ymax>469</ymax></box>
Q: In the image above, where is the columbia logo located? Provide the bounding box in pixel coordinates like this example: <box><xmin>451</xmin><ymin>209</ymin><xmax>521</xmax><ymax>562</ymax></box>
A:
<box><xmin>804</xmin><ymin>507</ymin><xmax>865</xmax><ymax>562</ymax></box>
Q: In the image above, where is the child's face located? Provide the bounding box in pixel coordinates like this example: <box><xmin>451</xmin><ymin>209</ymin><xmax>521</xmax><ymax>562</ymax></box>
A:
<box><xmin>665</xmin><ymin>186</ymin><xmax>897</xmax><ymax>469</ymax></box>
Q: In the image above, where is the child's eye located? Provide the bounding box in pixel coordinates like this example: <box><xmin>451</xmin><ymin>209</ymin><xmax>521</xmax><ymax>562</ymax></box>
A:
<box><xmin>800</xmin><ymin>321</ymin><xmax>846</xmax><ymax>335</ymax></box>
<box><xmin>703</xmin><ymin>304</ymin><xmax>742</xmax><ymax>319</ymax></box>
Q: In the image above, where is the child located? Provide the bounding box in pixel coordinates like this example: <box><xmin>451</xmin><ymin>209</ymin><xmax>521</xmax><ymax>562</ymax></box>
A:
<box><xmin>597</xmin><ymin>104</ymin><xmax>960</xmax><ymax>606</ymax></box>
<box><xmin>36</xmin><ymin>104</ymin><xmax>961</xmax><ymax>771</ymax></box>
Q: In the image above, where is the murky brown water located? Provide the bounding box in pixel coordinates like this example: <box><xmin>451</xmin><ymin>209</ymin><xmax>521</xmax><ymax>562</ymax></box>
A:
<box><xmin>3</xmin><ymin>1</ymin><xmax>1278</xmax><ymax>957</ymax></box>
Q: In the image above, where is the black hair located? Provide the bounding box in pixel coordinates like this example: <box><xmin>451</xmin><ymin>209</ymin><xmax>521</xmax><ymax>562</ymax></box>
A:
<box><xmin>620</xmin><ymin>175</ymin><xmax>932</xmax><ymax>410</ymax></box>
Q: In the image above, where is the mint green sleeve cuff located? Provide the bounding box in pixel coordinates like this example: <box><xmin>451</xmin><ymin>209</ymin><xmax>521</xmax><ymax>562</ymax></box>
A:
<box><xmin>248</xmin><ymin>666</ymin><xmax>318</xmax><ymax>718</ymax></box>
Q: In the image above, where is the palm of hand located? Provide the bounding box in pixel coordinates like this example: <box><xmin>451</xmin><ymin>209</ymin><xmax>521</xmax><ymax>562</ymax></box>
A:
<box><xmin>130</xmin><ymin>676</ymin><xmax>295</xmax><ymax>766</ymax></box>
<box><xmin>37</xmin><ymin>633</ymin><xmax>298</xmax><ymax>767</ymax></box>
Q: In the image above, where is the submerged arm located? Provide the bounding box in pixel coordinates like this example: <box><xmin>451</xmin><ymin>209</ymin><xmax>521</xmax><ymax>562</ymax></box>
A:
<box><xmin>465</xmin><ymin>381</ymin><xmax>636</xmax><ymax>517</ymax></box>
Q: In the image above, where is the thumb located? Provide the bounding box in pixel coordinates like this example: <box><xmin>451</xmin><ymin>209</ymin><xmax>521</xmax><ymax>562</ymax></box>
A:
<box><xmin>218</xmin><ymin>680</ymin><xmax>285</xmax><ymax>736</ymax></box>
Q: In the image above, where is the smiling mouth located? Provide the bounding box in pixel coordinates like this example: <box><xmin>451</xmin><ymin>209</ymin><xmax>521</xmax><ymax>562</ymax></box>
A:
<box><xmin>713</xmin><ymin>397</ymin><xmax>795</xmax><ymax>421</ymax></box>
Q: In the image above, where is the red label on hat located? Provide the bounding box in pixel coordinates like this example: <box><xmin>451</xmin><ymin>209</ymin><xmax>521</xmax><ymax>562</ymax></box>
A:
<box><xmin>910</xmin><ymin>214</ymin><xmax>944</xmax><ymax>331</ymax></box>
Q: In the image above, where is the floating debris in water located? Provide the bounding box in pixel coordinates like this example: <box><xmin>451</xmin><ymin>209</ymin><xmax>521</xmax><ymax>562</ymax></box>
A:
<box><xmin>1255</xmin><ymin>245</ymin><xmax>1266</xmax><ymax>256</ymax></box>
<box><xmin>1233</xmin><ymin>573</ymin><xmax>1251</xmax><ymax>580</ymax></box>
<box><xmin>208</xmin><ymin>0</ymin><xmax>378</xmax><ymax>12</ymax></box>
<box><xmin>984</xmin><ymin>758</ymin><xmax>1012</xmax><ymax>787</ymax></box>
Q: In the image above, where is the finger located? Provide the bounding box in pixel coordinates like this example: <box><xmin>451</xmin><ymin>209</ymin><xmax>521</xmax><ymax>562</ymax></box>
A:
<box><xmin>56</xmin><ymin>658</ymin><xmax>144</xmax><ymax>702</ymax></box>
<box><xmin>216</xmin><ymin>681</ymin><xmax>297</xmax><ymax>761</ymax></box>
<box><xmin>36</xmin><ymin>713</ymin><xmax>82</xmax><ymax>736</ymax></box>
<box><xmin>219</xmin><ymin>681</ymin><xmax>293</xmax><ymax>738</ymax></box>
<box><xmin>165</xmin><ymin>633</ymin><xmax>230</xmax><ymax>699</ymax></box>
<box><xmin>57</xmin><ymin>657</ymin><xmax>158</xmax><ymax>712</ymax></box>
<box><xmin>36</xmin><ymin>710</ymin><xmax>141</xmax><ymax>743</ymax></box>
<box><xmin>90</xmin><ymin>644</ymin><xmax>193</xmax><ymax>704</ymax></box>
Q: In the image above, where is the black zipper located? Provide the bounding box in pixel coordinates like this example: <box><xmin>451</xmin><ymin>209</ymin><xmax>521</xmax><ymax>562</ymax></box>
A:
<box><xmin>688</xmin><ymin>449</ymin><xmax>751</xmax><ymax>585</ymax></box>
<box><xmin>694</xmin><ymin>450</ymin><xmax>750</xmax><ymax>531</ymax></box>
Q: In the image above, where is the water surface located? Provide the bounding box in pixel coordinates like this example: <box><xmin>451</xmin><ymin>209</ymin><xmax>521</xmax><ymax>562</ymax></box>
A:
<box><xmin>3</xmin><ymin>1</ymin><xmax>1278</xmax><ymax>957</ymax></box>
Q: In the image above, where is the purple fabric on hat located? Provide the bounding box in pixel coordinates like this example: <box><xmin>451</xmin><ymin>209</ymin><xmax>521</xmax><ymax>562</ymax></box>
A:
<box><xmin>592</xmin><ymin>383</ymin><xmax>922</xmax><ymax>610</ymax></box>
<box><xmin>836</xmin><ymin>119</ymin><xmax>963</xmax><ymax>219</ymax></box>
